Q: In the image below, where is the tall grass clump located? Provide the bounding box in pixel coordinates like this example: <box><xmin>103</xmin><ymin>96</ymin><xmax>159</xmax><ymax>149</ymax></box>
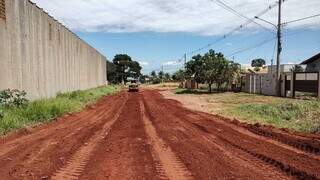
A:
<box><xmin>0</xmin><ymin>85</ymin><xmax>119</xmax><ymax>135</ymax></box>
<box><xmin>231</xmin><ymin>100</ymin><xmax>320</xmax><ymax>132</ymax></box>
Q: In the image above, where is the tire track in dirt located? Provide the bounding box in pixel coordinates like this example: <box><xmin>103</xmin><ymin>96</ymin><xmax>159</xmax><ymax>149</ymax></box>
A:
<box><xmin>197</xmin><ymin>124</ymin><xmax>319</xmax><ymax>179</ymax></box>
<box><xmin>186</xmin><ymin>113</ymin><xmax>320</xmax><ymax>162</ymax></box>
<box><xmin>140</xmin><ymin>100</ymin><xmax>192</xmax><ymax>180</ymax></box>
<box><xmin>0</xmin><ymin>94</ymin><xmax>127</xmax><ymax>179</ymax></box>
<box><xmin>194</xmin><ymin>112</ymin><xmax>320</xmax><ymax>156</ymax></box>
<box><xmin>51</xmin><ymin>94</ymin><xmax>128</xmax><ymax>180</ymax></box>
<box><xmin>216</xmin><ymin>134</ymin><xmax>319</xmax><ymax>179</ymax></box>
<box><xmin>0</xmin><ymin>94</ymin><xmax>120</xmax><ymax>158</ymax></box>
<box><xmin>144</xmin><ymin>90</ymin><xmax>320</xmax><ymax>179</ymax></box>
<box><xmin>182</xmin><ymin>112</ymin><xmax>320</xmax><ymax>178</ymax></box>
<box><xmin>142</xmin><ymin>91</ymin><xmax>287</xmax><ymax>179</ymax></box>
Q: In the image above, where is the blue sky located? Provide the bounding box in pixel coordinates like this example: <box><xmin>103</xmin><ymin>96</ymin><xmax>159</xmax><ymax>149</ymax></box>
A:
<box><xmin>31</xmin><ymin>0</ymin><xmax>320</xmax><ymax>74</ymax></box>
<box><xmin>76</xmin><ymin>29</ymin><xmax>320</xmax><ymax>73</ymax></box>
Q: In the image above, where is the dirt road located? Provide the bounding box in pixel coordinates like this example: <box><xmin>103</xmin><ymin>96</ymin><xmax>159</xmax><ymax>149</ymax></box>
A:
<box><xmin>0</xmin><ymin>89</ymin><xmax>319</xmax><ymax>180</ymax></box>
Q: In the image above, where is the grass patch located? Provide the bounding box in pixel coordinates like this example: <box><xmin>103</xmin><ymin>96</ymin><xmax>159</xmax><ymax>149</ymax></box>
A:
<box><xmin>174</xmin><ymin>89</ymin><xmax>320</xmax><ymax>133</ymax></box>
<box><xmin>228</xmin><ymin>100</ymin><xmax>320</xmax><ymax>133</ymax></box>
<box><xmin>0</xmin><ymin>85</ymin><xmax>119</xmax><ymax>135</ymax></box>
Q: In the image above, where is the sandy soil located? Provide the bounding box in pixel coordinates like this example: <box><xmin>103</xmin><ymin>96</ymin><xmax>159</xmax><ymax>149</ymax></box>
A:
<box><xmin>160</xmin><ymin>90</ymin><xmax>223</xmax><ymax>114</ymax></box>
<box><xmin>0</xmin><ymin>89</ymin><xmax>319</xmax><ymax>179</ymax></box>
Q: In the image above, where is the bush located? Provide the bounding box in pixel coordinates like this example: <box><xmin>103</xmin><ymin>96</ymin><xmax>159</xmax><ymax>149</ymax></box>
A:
<box><xmin>0</xmin><ymin>89</ymin><xmax>28</xmax><ymax>107</ymax></box>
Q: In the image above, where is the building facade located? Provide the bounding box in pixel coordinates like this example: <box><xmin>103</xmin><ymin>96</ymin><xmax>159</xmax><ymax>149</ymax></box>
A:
<box><xmin>0</xmin><ymin>0</ymin><xmax>107</xmax><ymax>99</ymax></box>
<box><xmin>301</xmin><ymin>53</ymin><xmax>320</xmax><ymax>72</ymax></box>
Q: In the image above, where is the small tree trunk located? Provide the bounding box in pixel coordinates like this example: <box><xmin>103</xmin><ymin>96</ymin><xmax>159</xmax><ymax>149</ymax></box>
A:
<box><xmin>209</xmin><ymin>84</ymin><xmax>212</xmax><ymax>93</ymax></box>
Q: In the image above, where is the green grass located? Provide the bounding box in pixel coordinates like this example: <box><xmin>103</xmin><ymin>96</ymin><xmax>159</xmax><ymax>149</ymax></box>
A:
<box><xmin>0</xmin><ymin>85</ymin><xmax>120</xmax><ymax>135</ymax></box>
<box><xmin>174</xmin><ymin>89</ymin><xmax>320</xmax><ymax>133</ymax></box>
<box><xmin>228</xmin><ymin>100</ymin><xmax>320</xmax><ymax>133</ymax></box>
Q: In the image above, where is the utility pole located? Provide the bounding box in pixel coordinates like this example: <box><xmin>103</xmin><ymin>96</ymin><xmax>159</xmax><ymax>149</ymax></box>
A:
<box><xmin>276</xmin><ymin>0</ymin><xmax>282</xmax><ymax>96</ymax></box>
<box><xmin>184</xmin><ymin>53</ymin><xmax>187</xmax><ymax>69</ymax></box>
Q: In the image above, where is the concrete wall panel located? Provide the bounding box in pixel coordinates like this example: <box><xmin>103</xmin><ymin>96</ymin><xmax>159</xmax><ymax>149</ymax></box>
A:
<box><xmin>0</xmin><ymin>0</ymin><xmax>107</xmax><ymax>99</ymax></box>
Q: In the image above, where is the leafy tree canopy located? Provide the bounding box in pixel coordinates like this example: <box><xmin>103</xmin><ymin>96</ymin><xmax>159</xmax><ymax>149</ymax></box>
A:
<box><xmin>251</xmin><ymin>58</ymin><xmax>266</xmax><ymax>68</ymax></box>
<box><xmin>172</xmin><ymin>69</ymin><xmax>185</xmax><ymax>82</ymax></box>
<box><xmin>108</xmin><ymin>54</ymin><xmax>142</xmax><ymax>84</ymax></box>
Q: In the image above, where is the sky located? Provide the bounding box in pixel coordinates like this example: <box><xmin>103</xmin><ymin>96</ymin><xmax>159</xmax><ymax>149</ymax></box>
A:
<box><xmin>30</xmin><ymin>0</ymin><xmax>320</xmax><ymax>73</ymax></box>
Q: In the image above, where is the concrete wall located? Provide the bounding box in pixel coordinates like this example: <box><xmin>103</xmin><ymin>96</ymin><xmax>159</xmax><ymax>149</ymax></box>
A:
<box><xmin>0</xmin><ymin>0</ymin><xmax>107</xmax><ymax>99</ymax></box>
<box><xmin>243</xmin><ymin>73</ymin><xmax>276</xmax><ymax>96</ymax></box>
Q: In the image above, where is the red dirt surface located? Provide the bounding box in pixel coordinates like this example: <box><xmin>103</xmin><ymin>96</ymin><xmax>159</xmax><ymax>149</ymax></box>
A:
<box><xmin>0</xmin><ymin>89</ymin><xmax>319</xmax><ymax>180</ymax></box>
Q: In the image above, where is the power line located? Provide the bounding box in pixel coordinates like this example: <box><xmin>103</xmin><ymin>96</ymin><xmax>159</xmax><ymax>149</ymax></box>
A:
<box><xmin>227</xmin><ymin>36</ymin><xmax>277</xmax><ymax>57</ymax></box>
<box><xmin>154</xmin><ymin>1</ymin><xmax>286</xmax><ymax>74</ymax></box>
<box><xmin>186</xmin><ymin>0</ymin><xmax>281</xmax><ymax>56</ymax></box>
<box><xmin>210</xmin><ymin>0</ymin><xmax>275</xmax><ymax>33</ymax></box>
<box><xmin>283</xmin><ymin>13</ymin><xmax>320</xmax><ymax>25</ymax></box>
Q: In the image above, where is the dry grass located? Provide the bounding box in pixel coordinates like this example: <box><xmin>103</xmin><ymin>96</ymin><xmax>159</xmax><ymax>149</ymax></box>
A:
<box><xmin>171</xmin><ymin>89</ymin><xmax>320</xmax><ymax>133</ymax></box>
<box><xmin>142</xmin><ymin>83</ymin><xmax>180</xmax><ymax>90</ymax></box>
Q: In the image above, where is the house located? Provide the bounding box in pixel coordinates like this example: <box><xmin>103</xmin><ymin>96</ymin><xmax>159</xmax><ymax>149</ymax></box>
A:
<box><xmin>267</xmin><ymin>64</ymin><xmax>306</xmax><ymax>74</ymax></box>
<box><xmin>301</xmin><ymin>53</ymin><xmax>320</xmax><ymax>72</ymax></box>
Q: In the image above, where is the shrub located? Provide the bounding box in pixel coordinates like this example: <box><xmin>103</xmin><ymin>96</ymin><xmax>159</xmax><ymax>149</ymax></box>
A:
<box><xmin>0</xmin><ymin>89</ymin><xmax>28</xmax><ymax>107</ymax></box>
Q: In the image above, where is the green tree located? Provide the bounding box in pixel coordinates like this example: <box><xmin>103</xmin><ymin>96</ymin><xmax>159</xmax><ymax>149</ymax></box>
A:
<box><xmin>151</xmin><ymin>71</ymin><xmax>157</xmax><ymax>78</ymax></box>
<box><xmin>113</xmin><ymin>54</ymin><xmax>132</xmax><ymax>84</ymax></box>
<box><xmin>203</xmin><ymin>50</ymin><xmax>229</xmax><ymax>92</ymax></box>
<box><xmin>158</xmin><ymin>71</ymin><xmax>164</xmax><ymax>80</ymax></box>
<box><xmin>251</xmin><ymin>58</ymin><xmax>266</xmax><ymax>68</ymax></box>
<box><xmin>227</xmin><ymin>61</ymin><xmax>241</xmax><ymax>86</ymax></box>
<box><xmin>172</xmin><ymin>69</ymin><xmax>185</xmax><ymax>82</ymax></box>
<box><xmin>185</xmin><ymin>54</ymin><xmax>205</xmax><ymax>86</ymax></box>
<box><xmin>150</xmin><ymin>71</ymin><xmax>160</xmax><ymax>84</ymax></box>
<box><xmin>112</xmin><ymin>54</ymin><xmax>142</xmax><ymax>84</ymax></box>
<box><xmin>128</xmin><ymin>61</ymin><xmax>142</xmax><ymax>79</ymax></box>
<box><xmin>106</xmin><ymin>61</ymin><xmax>117</xmax><ymax>84</ymax></box>
<box><xmin>164</xmin><ymin>73</ymin><xmax>171</xmax><ymax>81</ymax></box>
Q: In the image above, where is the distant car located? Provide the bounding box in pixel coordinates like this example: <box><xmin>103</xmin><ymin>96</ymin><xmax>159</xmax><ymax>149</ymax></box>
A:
<box><xmin>128</xmin><ymin>80</ymin><xmax>139</xmax><ymax>92</ymax></box>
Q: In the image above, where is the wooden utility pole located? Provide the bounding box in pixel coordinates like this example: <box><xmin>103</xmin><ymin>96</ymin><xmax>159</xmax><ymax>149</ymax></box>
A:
<box><xmin>184</xmin><ymin>53</ymin><xmax>187</xmax><ymax>70</ymax></box>
<box><xmin>276</xmin><ymin>0</ymin><xmax>282</xmax><ymax>96</ymax></box>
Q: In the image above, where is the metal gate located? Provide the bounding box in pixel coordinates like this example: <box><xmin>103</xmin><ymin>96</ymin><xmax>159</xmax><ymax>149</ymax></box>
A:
<box><xmin>285</xmin><ymin>72</ymin><xmax>319</xmax><ymax>98</ymax></box>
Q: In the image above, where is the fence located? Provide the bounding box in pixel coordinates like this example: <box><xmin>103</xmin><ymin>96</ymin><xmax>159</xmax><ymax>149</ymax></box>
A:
<box><xmin>242</xmin><ymin>73</ymin><xmax>277</xmax><ymax>96</ymax></box>
<box><xmin>0</xmin><ymin>0</ymin><xmax>107</xmax><ymax>99</ymax></box>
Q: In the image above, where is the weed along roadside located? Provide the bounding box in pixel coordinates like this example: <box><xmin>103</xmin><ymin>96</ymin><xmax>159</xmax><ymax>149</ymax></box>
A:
<box><xmin>0</xmin><ymin>85</ymin><xmax>120</xmax><ymax>136</ymax></box>
<box><xmin>166</xmin><ymin>88</ymin><xmax>320</xmax><ymax>133</ymax></box>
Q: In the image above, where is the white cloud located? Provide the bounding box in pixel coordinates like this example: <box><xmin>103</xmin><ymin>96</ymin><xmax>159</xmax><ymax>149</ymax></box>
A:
<box><xmin>163</xmin><ymin>61</ymin><xmax>181</xmax><ymax>66</ymax></box>
<box><xmin>30</xmin><ymin>0</ymin><xmax>320</xmax><ymax>36</ymax></box>
<box><xmin>226</xmin><ymin>42</ymin><xmax>233</xmax><ymax>46</ymax></box>
<box><xmin>138</xmin><ymin>61</ymin><xmax>149</xmax><ymax>66</ymax></box>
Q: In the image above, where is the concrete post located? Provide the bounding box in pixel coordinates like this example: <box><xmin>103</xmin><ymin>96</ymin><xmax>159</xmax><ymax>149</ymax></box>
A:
<box><xmin>292</xmin><ymin>72</ymin><xmax>296</xmax><ymax>98</ymax></box>
<box><xmin>253</xmin><ymin>75</ymin><xmax>256</xmax><ymax>94</ymax></box>
<box><xmin>280</xmin><ymin>74</ymin><xmax>286</xmax><ymax>97</ymax></box>
<box><xmin>249</xmin><ymin>74</ymin><xmax>252</xmax><ymax>93</ymax></box>
<box><xmin>290</xmin><ymin>73</ymin><xmax>294</xmax><ymax>98</ymax></box>
<box><xmin>260</xmin><ymin>76</ymin><xmax>262</xmax><ymax>94</ymax></box>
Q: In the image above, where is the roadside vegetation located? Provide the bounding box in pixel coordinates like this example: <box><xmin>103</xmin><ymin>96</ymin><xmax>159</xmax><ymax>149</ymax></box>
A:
<box><xmin>0</xmin><ymin>85</ymin><xmax>119</xmax><ymax>135</ymax></box>
<box><xmin>174</xmin><ymin>89</ymin><xmax>320</xmax><ymax>133</ymax></box>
